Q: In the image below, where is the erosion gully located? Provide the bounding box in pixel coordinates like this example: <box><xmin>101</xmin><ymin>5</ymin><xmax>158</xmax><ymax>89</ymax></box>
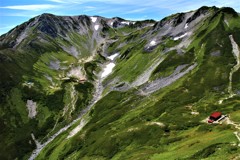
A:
<box><xmin>29</xmin><ymin>70</ymin><xmax>104</xmax><ymax>160</ymax></box>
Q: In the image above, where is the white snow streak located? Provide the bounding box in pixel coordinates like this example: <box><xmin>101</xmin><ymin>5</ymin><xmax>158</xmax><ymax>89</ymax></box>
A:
<box><xmin>101</xmin><ymin>63</ymin><xmax>115</xmax><ymax>78</ymax></box>
<box><xmin>184</xmin><ymin>23</ymin><xmax>189</xmax><ymax>29</ymax></box>
<box><xmin>121</xmin><ymin>21</ymin><xmax>130</xmax><ymax>25</ymax></box>
<box><xmin>150</xmin><ymin>40</ymin><xmax>156</xmax><ymax>46</ymax></box>
<box><xmin>94</xmin><ymin>24</ymin><xmax>99</xmax><ymax>31</ymax></box>
<box><xmin>108</xmin><ymin>53</ymin><xmax>119</xmax><ymax>61</ymax></box>
<box><xmin>173</xmin><ymin>33</ymin><xmax>188</xmax><ymax>41</ymax></box>
<box><xmin>90</xmin><ymin>17</ymin><xmax>97</xmax><ymax>23</ymax></box>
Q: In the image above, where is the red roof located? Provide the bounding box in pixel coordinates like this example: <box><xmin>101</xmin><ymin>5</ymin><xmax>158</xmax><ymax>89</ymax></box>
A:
<box><xmin>210</xmin><ymin>112</ymin><xmax>222</xmax><ymax>119</ymax></box>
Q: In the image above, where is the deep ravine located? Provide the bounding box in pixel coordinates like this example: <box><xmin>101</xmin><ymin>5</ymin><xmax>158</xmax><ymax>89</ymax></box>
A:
<box><xmin>228</xmin><ymin>35</ymin><xmax>240</xmax><ymax>96</ymax></box>
<box><xmin>219</xmin><ymin>35</ymin><xmax>240</xmax><ymax>104</ymax></box>
<box><xmin>28</xmin><ymin>68</ymin><xmax>104</xmax><ymax>160</ymax></box>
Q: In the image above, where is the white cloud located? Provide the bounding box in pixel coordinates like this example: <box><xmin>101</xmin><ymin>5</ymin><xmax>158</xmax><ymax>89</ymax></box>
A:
<box><xmin>124</xmin><ymin>8</ymin><xmax>147</xmax><ymax>14</ymax></box>
<box><xmin>47</xmin><ymin>0</ymin><xmax>240</xmax><ymax>12</ymax></box>
<box><xmin>83</xmin><ymin>6</ymin><xmax>97</xmax><ymax>12</ymax></box>
<box><xmin>47</xmin><ymin>0</ymin><xmax>67</xmax><ymax>3</ymax></box>
<box><xmin>85</xmin><ymin>6</ymin><xmax>96</xmax><ymax>9</ymax></box>
<box><xmin>47</xmin><ymin>0</ymin><xmax>82</xmax><ymax>4</ymax></box>
<box><xmin>0</xmin><ymin>4</ymin><xmax>57</xmax><ymax>11</ymax></box>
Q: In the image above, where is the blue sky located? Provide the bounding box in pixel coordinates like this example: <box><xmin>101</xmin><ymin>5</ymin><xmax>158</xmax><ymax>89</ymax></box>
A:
<box><xmin>0</xmin><ymin>0</ymin><xmax>240</xmax><ymax>35</ymax></box>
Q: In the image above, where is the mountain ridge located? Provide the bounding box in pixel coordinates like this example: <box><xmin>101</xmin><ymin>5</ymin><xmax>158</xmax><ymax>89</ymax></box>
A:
<box><xmin>1</xmin><ymin>6</ymin><xmax>240</xmax><ymax>159</ymax></box>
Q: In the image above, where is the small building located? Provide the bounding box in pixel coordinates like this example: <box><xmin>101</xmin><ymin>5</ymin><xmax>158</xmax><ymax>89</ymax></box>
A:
<box><xmin>208</xmin><ymin>112</ymin><xmax>222</xmax><ymax>123</ymax></box>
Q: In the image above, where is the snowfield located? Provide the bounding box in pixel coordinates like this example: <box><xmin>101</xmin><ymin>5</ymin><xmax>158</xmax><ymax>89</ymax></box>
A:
<box><xmin>90</xmin><ymin>17</ymin><xmax>97</xmax><ymax>23</ymax></box>
<box><xmin>107</xmin><ymin>53</ymin><xmax>119</xmax><ymax>61</ymax></box>
<box><xmin>94</xmin><ymin>24</ymin><xmax>99</xmax><ymax>31</ymax></box>
<box><xmin>101</xmin><ymin>63</ymin><xmax>116</xmax><ymax>78</ymax></box>
<box><xmin>173</xmin><ymin>33</ymin><xmax>188</xmax><ymax>40</ymax></box>
<box><xmin>121</xmin><ymin>21</ymin><xmax>130</xmax><ymax>25</ymax></box>
<box><xmin>149</xmin><ymin>40</ymin><xmax>156</xmax><ymax>46</ymax></box>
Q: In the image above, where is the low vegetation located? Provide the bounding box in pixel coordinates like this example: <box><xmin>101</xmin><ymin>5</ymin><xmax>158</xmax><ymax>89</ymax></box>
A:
<box><xmin>0</xmin><ymin>6</ymin><xmax>240</xmax><ymax>160</ymax></box>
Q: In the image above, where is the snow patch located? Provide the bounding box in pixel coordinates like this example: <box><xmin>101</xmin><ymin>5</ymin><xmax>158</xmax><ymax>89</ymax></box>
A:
<box><xmin>121</xmin><ymin>21</ymin><xmax>130</xmax><ymax>25</ymax></box>
<box><xmin>90</xmin><ymin>17</ymin><xmax>97</xmax><ymax>23</ymax></box>
<box><xmin>173</xmin><ymin>33</ymin><xmax>188</xmax><ymax>41</ymax></box>
<box><xmin>101</xmin><ymin>63</ymin><xmax>116</xmax><ymax>78</ymax></box>
<box><xmin>94</xmin><ymin>24</ymin><xmax>99</xmax><ymax>31</ymax></box>
<box><xmin>184</xmin><ymin>23</ymin><xmax>189</xmax><ymax>29</ymax></box>
<box><xmin>110</xmin><ymin>21</ymin><xmax>113</xmax><ymax>26</ymax></box>
<box><xmin>107</xmin><ymin>53</ymin><xmax>119</xmax><ymax>61</ymax></box>
<box><xmin>26</xmin><ymin>100</ymin><xmax>37</xmax><ymax>118</ymax></box>
<box><xmin>150</xmin><ymin>40</ymin><xmax>156</xmax><ymax>46</ymax></box>
<box><xmin>67</xmin><ymin>119</ymin><xmax>86</xmax><ymax>139</ymax></box>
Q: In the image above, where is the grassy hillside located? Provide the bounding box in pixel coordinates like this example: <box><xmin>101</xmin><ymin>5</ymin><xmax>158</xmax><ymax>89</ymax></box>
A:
<box><xmin>1</xmin><ymin>6</ymin><xmax>240</xmax><ymax>160</ymax></box>
<box><xmin>34</xmin><ymin>8</ymin><xmax>240</xmax><ymax>160</ymax></box>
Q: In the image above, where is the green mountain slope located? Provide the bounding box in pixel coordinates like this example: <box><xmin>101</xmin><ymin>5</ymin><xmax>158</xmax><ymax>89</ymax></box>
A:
<box><xmin>1</xmin><ymin>6</ymin><xmax>240</xmax><ymax>160</ymax></box>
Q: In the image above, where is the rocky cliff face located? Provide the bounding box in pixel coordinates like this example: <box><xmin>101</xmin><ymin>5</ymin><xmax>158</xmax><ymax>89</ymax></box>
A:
<box><xmin>1</xmin><ymin>6</ymin><xmax>240</xmax><ymax>160</ymax></box>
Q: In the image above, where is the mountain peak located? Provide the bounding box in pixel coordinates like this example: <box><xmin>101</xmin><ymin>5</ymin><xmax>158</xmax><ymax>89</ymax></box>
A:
<box><xmin>1</xmin><ymin>5</ymin><xmax>240</xmax><ymax>160</ymax></box>
<box><xmin>218</xmin><ymin>7</ymin><xmax>238</xmax><ymax>17</ymax></box>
